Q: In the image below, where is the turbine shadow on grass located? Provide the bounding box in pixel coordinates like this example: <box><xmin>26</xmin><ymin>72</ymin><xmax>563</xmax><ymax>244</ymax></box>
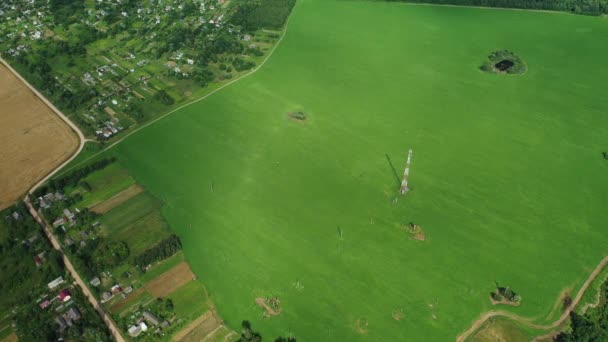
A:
<box><xmin>385</xmin><ymin>153</ymin><xmax>401</xmax><ymax>187</ymax></box>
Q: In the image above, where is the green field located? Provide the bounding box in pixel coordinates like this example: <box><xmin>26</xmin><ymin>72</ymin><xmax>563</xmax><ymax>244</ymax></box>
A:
<box><xmin>86</xmin><ymin>0</ymin><xmax>608</xmax><ymax>340</ymax></box>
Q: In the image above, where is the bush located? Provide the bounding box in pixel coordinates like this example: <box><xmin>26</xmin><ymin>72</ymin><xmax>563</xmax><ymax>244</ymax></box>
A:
<box><xmin>153</xmin><ymin>89</ymin><xmax>175</xmax><ymax>105</ymax></box>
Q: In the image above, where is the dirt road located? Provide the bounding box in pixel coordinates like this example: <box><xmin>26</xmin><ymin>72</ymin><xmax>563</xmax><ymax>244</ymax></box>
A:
<box><xmin>457</xmin><ymin>256</ymin><xmax>608</xmax><ymax>342</ymax></box>
<box><xmin>1</xmin><ymin>57</ymin><xmax>123</xmax><ymax>341</ymax></box>
<box><xmin>24</xmin><ymin>196</ymin><xmax>126</xmax><ymax>342</ymax></box>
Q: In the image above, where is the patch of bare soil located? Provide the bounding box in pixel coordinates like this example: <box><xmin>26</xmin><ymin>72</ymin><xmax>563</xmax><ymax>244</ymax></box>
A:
<box><xmin>255</xmin><ymin>297</ymin><xmax>281</xmax><ymax>317</ymax></box>
<box><xmin>146</xmin><ymin>262</ymin><xmax>195</xmax><ymax>297</ymax></box>
<box><xmin>353</xmin><ymin>318</ymin><xmax>369</xmax><ymax>334</ymax></box>
<box><xmin>0</xmin><ymin>64</ymin><xmax>78</xmax><ymax>209</ymax></box>
<box><xmin>392</xmin><ymin>308</ymin><xmax>405</xmax><ymax>321</ymax></box>
<box><xmin>173</xmin><ymin>310</ymin><xmax>222</xmax><ymax>342</ymax></box>
<box><xmin>489</xmin><ymin>294</ymin><xmax>521</xmax><ymax>307</ymax></box>
<box><xmin>402</xmin><ymin>223</ymin><xmax>426</xmax><ymax>241</ymax></box>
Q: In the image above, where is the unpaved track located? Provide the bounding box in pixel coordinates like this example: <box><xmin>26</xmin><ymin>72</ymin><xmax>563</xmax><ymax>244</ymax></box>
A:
<box><xmin>457</xmin><ymin>256</ymin><xmax>608</xmax><ymax>342</ymax></box>
<box><xmin>24</xmin><ymin>196</ymin><xmax>126</xmax><ymax>342</ymax></box>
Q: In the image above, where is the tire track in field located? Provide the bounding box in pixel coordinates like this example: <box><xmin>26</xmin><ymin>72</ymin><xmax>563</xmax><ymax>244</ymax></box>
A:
<box><xmin>457</xmin><ymin>256</ymin><xmax>608</xmax><ymax>342</ymax></box>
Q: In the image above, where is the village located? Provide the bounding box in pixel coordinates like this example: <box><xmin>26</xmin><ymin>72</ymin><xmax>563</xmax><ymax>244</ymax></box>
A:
<box><xmin>0</xmin><ymin>0</ymin><xmax>276</xmax><ymax>141</ymax></box>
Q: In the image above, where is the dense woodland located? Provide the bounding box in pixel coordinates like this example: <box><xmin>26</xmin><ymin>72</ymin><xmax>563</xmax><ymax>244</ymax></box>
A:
<box><xmin>227</xmin><ymin>0</ymin><xmax>297</xmax><ymax>31</ymax></box>
<box><xmin>386</xmin><ymin>0</ymin><xmax>608</xmax><ymax>14</ymax></box>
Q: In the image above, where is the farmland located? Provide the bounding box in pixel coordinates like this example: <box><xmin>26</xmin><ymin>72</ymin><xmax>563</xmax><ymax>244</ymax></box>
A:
<box><xmin>0</xmin><ymin>63</ymin><xmax>78</xmax><ymax>210</ymax></box>
<box><xmin>83</xmin><ymin>0</ymin><xmax>608</xmax><ymax>340</ymax></box>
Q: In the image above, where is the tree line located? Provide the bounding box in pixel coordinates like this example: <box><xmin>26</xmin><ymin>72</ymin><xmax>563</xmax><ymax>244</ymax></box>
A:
<box><xmin>230</xmin><ymin>0</ymin><xmax>297</xmax><ymax>32</ymax></box>
<box><xmin>134</xmin><ymin>234</ymin><xmax>182</xmax><ymax>269</ymax></box>
<box><xmin>35</xmin><ymin>157</ymin><xmax>117</xmax><ymax>197</ymax></box>
<box><xmin>384</xmin><ymin>0</ymin><xmax>608</xmax><ymax>15</ymax></box>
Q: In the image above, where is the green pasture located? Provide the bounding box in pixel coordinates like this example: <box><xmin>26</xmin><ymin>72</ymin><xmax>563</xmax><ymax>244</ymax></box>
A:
<box><xmin>83</xmin><ymin>0</ymin><xmax>608</xmax><ymax>340</ymax></box>
<box><xmin>100</xmin><ymin>191</ymin><xmax>170</xmax><ymax>256</ymax></box>
<box><xmin>75</xmin><ymin>162</ymin><xmax>135</xmax><ymax>208</ymax></box>
<box><xmin>168</xmin><ymin>281</ymin><xmax>210</xmax><ymax>321</ymax></box>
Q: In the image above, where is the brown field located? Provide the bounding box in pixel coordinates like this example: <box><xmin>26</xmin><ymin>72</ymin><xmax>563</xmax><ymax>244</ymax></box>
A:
<box><xmin>146</xmin><ymin>262</ymin><xmax>195</xmax><ymax>297</ymax></box>
<box><xmin>0</xmin><ymin>332</ymin><xmax>17</xmax><ymax>342</ymax></box>
<box><xmin>173</xmin><ymin>310</ymin><xmax>222</xmax><ymax>342</ymax></box>
<box><xmin>0</xmin><ymin>64</ymin><xmax>78</xmax><ymax>209</ymax></box>
<box><xmin>91</xmin><ymin>184</ymin><xmax>144</xmax><ymax>213</ymax></box>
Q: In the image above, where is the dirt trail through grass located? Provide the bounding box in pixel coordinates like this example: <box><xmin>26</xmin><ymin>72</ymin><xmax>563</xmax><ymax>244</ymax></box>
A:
<box><xmin>457</xmin><ymin>256</ymin><xmax>608</xmax><ymax>342</ymax></box>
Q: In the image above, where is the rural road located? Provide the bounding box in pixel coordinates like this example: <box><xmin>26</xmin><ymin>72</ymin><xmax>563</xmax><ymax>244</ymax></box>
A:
<box><xmin>456</xmin><ymin>256</ymin><xmax>608</xmax><ymax>342</ymax></box>
<box><xmin>1</xmin><ymin>57</ymin><xmax>124</xmax><ymax>341</ymax></box>
<box><xmin>24</xmin><ymin>196</ymin><xmax>126</xmax><ymax>342</ymax></box>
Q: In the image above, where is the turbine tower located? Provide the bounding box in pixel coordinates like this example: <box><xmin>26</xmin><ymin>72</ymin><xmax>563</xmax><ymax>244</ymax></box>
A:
<box><xmin>400</xmin><ymin>148</ymin><xmax>413</xmax><ymax>194</ymax></box>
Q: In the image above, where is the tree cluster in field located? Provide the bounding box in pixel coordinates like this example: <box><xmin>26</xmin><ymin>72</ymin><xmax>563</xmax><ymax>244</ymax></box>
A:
<box><xmin>383</xmin><ymin>0</ymin><xmax>608</xmax><ymax>15</ymax></box>
<box><xmin>480</xmin><ymin>50</ymin><xmax>527</xmax><ymax>75</ymax></box>
<box><xmin>230</xmin><ymin>0</ymin><xmax>297</xmax><ymax>32</ymax></box>
<box><xmin>35</xmin><ymin>158</ymin><xmax>117</xmax><ymax>196</ymax></box>
<box><xmin>134</xmin><ymin>235</ymin><xmax>182</xmax><ymax>269</ymax></box>
<box><xmin>603</xmin><ymin>152</ymin><xmax>608</xmax><ymax>160</ymax></box>
<box><xmin>237</xmin><ymin>320</ymin><xmax>296</xmax><ymax>342</ymax></box>
<box><xmin>556</xmin><ymin>281</ymin><xmax>608</xmax><ymax>341</ymax></box>
<box><xmin>491</xmin><ymin>282</ymin><xmax>521</xmax><ymax>303</ymax></box>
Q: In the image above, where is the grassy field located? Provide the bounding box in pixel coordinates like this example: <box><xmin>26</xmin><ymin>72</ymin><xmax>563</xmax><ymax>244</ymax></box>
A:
<box><xmin>85</xmin><ymin>0</ymin><xmax>608</xmax><ymax>340</ymax></box>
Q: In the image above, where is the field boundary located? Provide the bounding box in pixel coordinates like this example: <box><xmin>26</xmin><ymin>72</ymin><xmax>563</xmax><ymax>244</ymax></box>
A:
<box><xmin>55</xmin><ymin>2</ymin><xmax>298</xmax><ymax>177</ymax></box>
<box><xmin>457</xmin><ymin>256</ymin><xmax>608</xmax><ymax>342</ymax></box>
<box><xmin>397</xmin><ymin>2</ymin><xmax>576</xmax><ymax>15</ymax></box>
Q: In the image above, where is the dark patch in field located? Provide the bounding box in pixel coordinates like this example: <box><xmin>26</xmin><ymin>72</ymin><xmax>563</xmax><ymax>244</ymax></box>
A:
<box><xmin>495</xmin><ymin>60</ymin><xmax>514</xmax><ymax>72</ymax></box>
<box><xmin>287</xmin><ymin>111</ymin><xmax>307</xmax><ymax>122</ymax></box>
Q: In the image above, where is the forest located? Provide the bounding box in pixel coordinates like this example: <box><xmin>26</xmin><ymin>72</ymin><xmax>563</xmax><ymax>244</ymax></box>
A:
<box><xmin>556</xmin><ymin>281</ymin><xmax>608</xmax><ymax>341</ymax></box>
<box><xmin>386</xmin><ymin>0</ymin><xmax>608</xmax><ymax>15</ymax></box>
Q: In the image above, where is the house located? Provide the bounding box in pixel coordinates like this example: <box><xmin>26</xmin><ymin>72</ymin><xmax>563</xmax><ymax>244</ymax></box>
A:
<box><xmin>140</xmin><ymin>321</ymin><xmax>148</xmax><ymax>332</ymax></box>
<box><xmin>160</xmin><ymin>320</ymin><xmax>170</xmax><ymax>329</ymax></box>
<box><xmin>58</xmin><ymin>290</ymin><xmax>71</xmax><ymax>302</ymax></box>
<box><xmin>65</xmin><ymin>237</ymin><xmax>74</xmax><ymax>246</ymax></box>
<box><xmin>12</xmin><ymin>211</ymin><xmax>21</xmax><ymax>220</ymax></box>
<box><xmin>111</xmin><ymin>284</ymin><xmax>123</xmax><ymax>294</ymax></box>
<box><xmin>48</xmin><ymin>276</ymin><xmax>64</xmax><ymax>290</ymax></box>
<box><xmin>89</xmin><ymin>277</ymin><xmax>101</xmax><ymax>287</ymax></box>
<box><xmin>53</xmin><ymin>217</ymin><xmax>65</xmax><ymax>227</ymax></box>
<box><xmin>80</xmin><ymin>231</ymin><xmax>89</xmax><ymax>239</ymax></box>
<box><xmin>34</xmin><ymin>252</ymin><xmax>46</xmax><ymax>267</ymax></box>
<box><xmin>124</xmin><ymin>285</ymin><xmax>133</xmax><ymax>294</ymax></box>
<box><xmin>101</xmin><ymin>291</ymin><xmax>113</xmax><ymax>303</ymax></box>
<box><xmin>143</xmin><ymin>311</ymin><xmax>160</xmax><ymax>326</ymax></box>
<box><xmin>39</xmin><ymin>300</ymin><xmax>50</xmax><ymax>309</ymax></box>
<box><xmin>55</xmin><ymin>316</ymin><xmax>68</xmax><ymax>331</ymax></box>
<box><xmin>128</xmin><ymin>325</ymin><xmax>142</xmax><ymax>337</ymax></box>
<box><xmin>66</xmin><ymin>307</ymin><xmax>81</xmax><ymax>321</ymax></box>
<box><xmin>63</xmin><ymin>209</ymin><xmax>75</xmax><ymax>220</ymax></box>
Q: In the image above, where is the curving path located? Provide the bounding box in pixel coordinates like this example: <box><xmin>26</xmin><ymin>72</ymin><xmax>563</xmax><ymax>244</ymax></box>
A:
<box><xmin>456</xmin><ymin>256</ymin><xmax>608</xmax><ymax>342</ymax></box>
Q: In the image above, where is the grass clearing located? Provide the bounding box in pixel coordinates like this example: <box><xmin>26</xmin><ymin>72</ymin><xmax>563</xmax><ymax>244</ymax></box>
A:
<box><xmin>91</xmin><ymin>184</ymin><xmax>144</xmax><ymax>214</ymax></box>
<box><xmin>76</xmin><ymin>162</ymin><xmax>135</xmax><ymax>208</ymax></box>
<box><xmin>168</xmin><ymin>281</ymin><xmax>210</xmax><ymax>321</ymax></box>
<box><xmin>88</xmin><ymin>0</ymin><xmax>608</xmax><ymax>340</ymax></box>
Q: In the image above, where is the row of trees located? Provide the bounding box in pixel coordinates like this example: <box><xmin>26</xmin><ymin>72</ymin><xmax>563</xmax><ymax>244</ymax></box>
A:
<box><xmin>35</xmin><ymin>157</ymin><xmax>117</xmax><ymax>196</ymax></box>
<box><xmin>134</xmin><ymin>235</ymin><xmax>182</xmax><ymax>269</ymax></box>
<box><xmin>385</xmin><ymin>0</ymin><xmax>608</xmax><ymax>15</ymax></box>
<box><xmin>237</xmin><ymin>321</ymin><xmax>296</xmax><ymax>342</ymax></box>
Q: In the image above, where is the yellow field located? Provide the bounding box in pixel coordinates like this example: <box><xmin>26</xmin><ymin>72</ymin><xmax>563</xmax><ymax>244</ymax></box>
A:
<box><xmin>0</xmin><ymin>64</ymin><xmax>78</xmax><ymax>209</ymax></box>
